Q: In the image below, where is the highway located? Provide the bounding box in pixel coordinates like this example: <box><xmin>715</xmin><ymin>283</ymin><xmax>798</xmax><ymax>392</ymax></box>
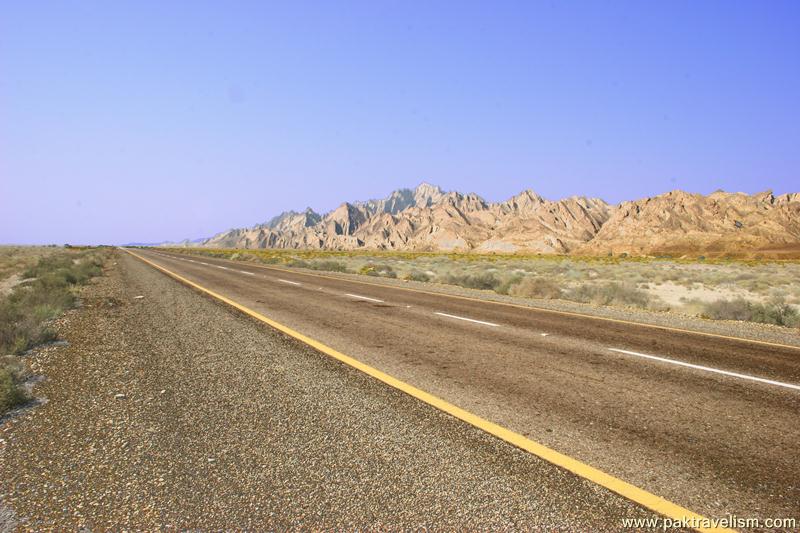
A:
<box><xmin>131</xmin><ymin>248</ymin><xmax>800</xmax><ymax>523</ymax></box>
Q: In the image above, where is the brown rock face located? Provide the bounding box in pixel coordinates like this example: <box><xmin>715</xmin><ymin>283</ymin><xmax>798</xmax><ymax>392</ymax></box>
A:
<box><xmin>578</xmin><ymin>190</ymin><xmax>800</xmax><ymax>257</ymax></box>
<box><xmin>199</xmin><ymin>185</ymin><xmax>800</xmax><ymax>257</ymax></box>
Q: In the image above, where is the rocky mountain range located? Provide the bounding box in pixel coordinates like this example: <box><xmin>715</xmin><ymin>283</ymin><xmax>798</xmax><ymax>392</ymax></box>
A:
<box><xmin>194</xmin><ymin>184</ymin><xmax>800</xmax><ymax>257</ymax></box>
<box><xmin>578</xmin><ymin>189</ymin><xmax>800</xmax><ymax>257</ymax></box>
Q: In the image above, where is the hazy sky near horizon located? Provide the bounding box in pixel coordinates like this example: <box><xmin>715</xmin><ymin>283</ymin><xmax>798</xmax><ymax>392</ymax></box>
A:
<box><xmin>2</xmin><ymin>2</ymin><xmax>799</xmax><ymax>244</ymax></box>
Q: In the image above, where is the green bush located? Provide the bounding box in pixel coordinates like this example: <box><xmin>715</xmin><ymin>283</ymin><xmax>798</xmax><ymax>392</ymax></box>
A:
<box><xmin>0</xmin><ymin>303</ymin><xmax>58</xmax><ymax>355</ymax></box>
<box><xmin>0</xmin><ymin>367</ymin><xmax>28</xmax><ymax>414</ymax></box>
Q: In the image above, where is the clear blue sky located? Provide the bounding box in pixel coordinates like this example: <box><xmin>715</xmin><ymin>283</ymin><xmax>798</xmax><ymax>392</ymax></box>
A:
<box><xmin>2</xmin><ymin>1</ymin><xmax>798</xmax><ymax>244</ymax></box>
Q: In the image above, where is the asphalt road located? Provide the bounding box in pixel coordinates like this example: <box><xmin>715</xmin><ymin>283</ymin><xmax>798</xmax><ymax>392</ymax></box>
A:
<box><xmin>134</xmin><ymin>249</ymin><xmax>800</xmax><ymax>522</ymax></box>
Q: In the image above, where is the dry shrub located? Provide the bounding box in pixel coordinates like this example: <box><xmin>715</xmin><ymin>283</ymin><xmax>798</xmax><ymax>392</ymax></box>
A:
<box><xmin>444</xmin><ymin>272</ymin><xmax>501</xmax><ymax>291</ymax></box>
<box><xmin>566</xmin><ymin>282</ymin><xmax>655</xmax><ymax>309</ymax></box>
<box><xmin>0</xmin><ymin>366</ymin><xmax>28</xmax><ymax>414</ymax></box>
<box><xmin>508</xmin><ymin>277</ymin><xmax>562</xmax><ymax>299</ymax></box>
<box><xmin>309</xmin><ymin>260</ymin><xmax>349</xmax><ymax>273</ymax></box>
<box><xmin>360</xmin><ymin>264</ymin><xmax>396</xmax><ymax>278</ymax></box>
<box><xmin>1</xmin><ymin>250</ymin><xmax>106</xmax><ymax>415</ymax></box>
<box><xmin>404</xmin><ymin>271</ymin><xmax>431</xmax><ymax>282</ymax></box>
<box><xmin>701</xmin><ymin>297</ymin><xmax>799</xmax><ymax>327</ymax></box>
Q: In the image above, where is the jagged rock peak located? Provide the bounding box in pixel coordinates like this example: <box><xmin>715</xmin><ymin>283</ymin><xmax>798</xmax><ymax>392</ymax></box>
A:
<box><xmin>413</xmin><ymin>182</ymin><xmax>446</xmax><ymax>207</ymax></box>
<box><xmin>198</xmin><ymin>185</ymin><xmax>800</xmax><ymax>257</ymax></box>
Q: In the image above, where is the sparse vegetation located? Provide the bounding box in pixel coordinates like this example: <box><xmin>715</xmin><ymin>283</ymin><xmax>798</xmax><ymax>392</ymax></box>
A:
<box><xmin>0</xmin><ymin>248</ymin><xmax>108</xmax><ymax>415</ymax></box>
<box><xmin>0</xmin><ymin>246</ymin><xmax>60</xmax><ymax>282</ymax></box>
<box><xmin>286</xmin><ymin>259</ymin><xmax>310</xmax><ymax>268</ymax></box>
<box><xmin>404</xmin><ymin>271</ymin><xmax>431</xmax><ymax>282</ymax></box>
<box><xmin>508</xmin><ymin>277</ymin><xmax>562</xmax><ymax>299</ymax></box>
<box><xmin>444</xmin><ymin>272</ymin><xmax>501</xmax><ymax>291</ymax></box>
<box><xmin>360</xmin><ymin>263</ymin><xmax>396</xmax><ymax>278</ymax></box>
<box><xmin>699</xmin><ymin>297</ymin><xmax>800</xmax><ymax>327</ymax></box>
<box><xmin>565</xmin><ymin>282</ymin><xmax>657</xmax><ymax>310</ymax></box>
<box><xmin>309</xmin><ymin>260</ymin><xmax>349</xmax><ymax>273</ymax></box>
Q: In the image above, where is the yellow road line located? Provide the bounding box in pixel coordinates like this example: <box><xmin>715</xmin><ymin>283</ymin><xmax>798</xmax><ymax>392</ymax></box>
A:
<box><xmin>125</xmin><ymin>248</ymin><xmax>734</xmax><ymax>533</ymax></box>
<box><xmin>153</xmin><ymin>249</ymin><xmax>800</xmax><ymax>352</ymax></box>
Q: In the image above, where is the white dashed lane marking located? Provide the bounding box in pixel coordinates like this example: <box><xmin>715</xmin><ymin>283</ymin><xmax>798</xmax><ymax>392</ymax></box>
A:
<box><xmin>608</xmin><ymin>348</ymin><xmax>800</xmax><ymax>391</ymax></box>
<box><xmin>434</xmin><ymin>312</ymin><xmax>499</xmax><ymax>328</ymax></box>
<box><xmin>345</xmin><ymin>293</ymin><xmax>385</xmax><ymax>303</ymax></box>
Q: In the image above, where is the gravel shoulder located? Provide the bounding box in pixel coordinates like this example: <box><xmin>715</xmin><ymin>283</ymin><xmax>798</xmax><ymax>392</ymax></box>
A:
<box><xmin>0</xmin><ymin>250</ymin><xmax>663</xmax><ymax>530</ymax></box>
